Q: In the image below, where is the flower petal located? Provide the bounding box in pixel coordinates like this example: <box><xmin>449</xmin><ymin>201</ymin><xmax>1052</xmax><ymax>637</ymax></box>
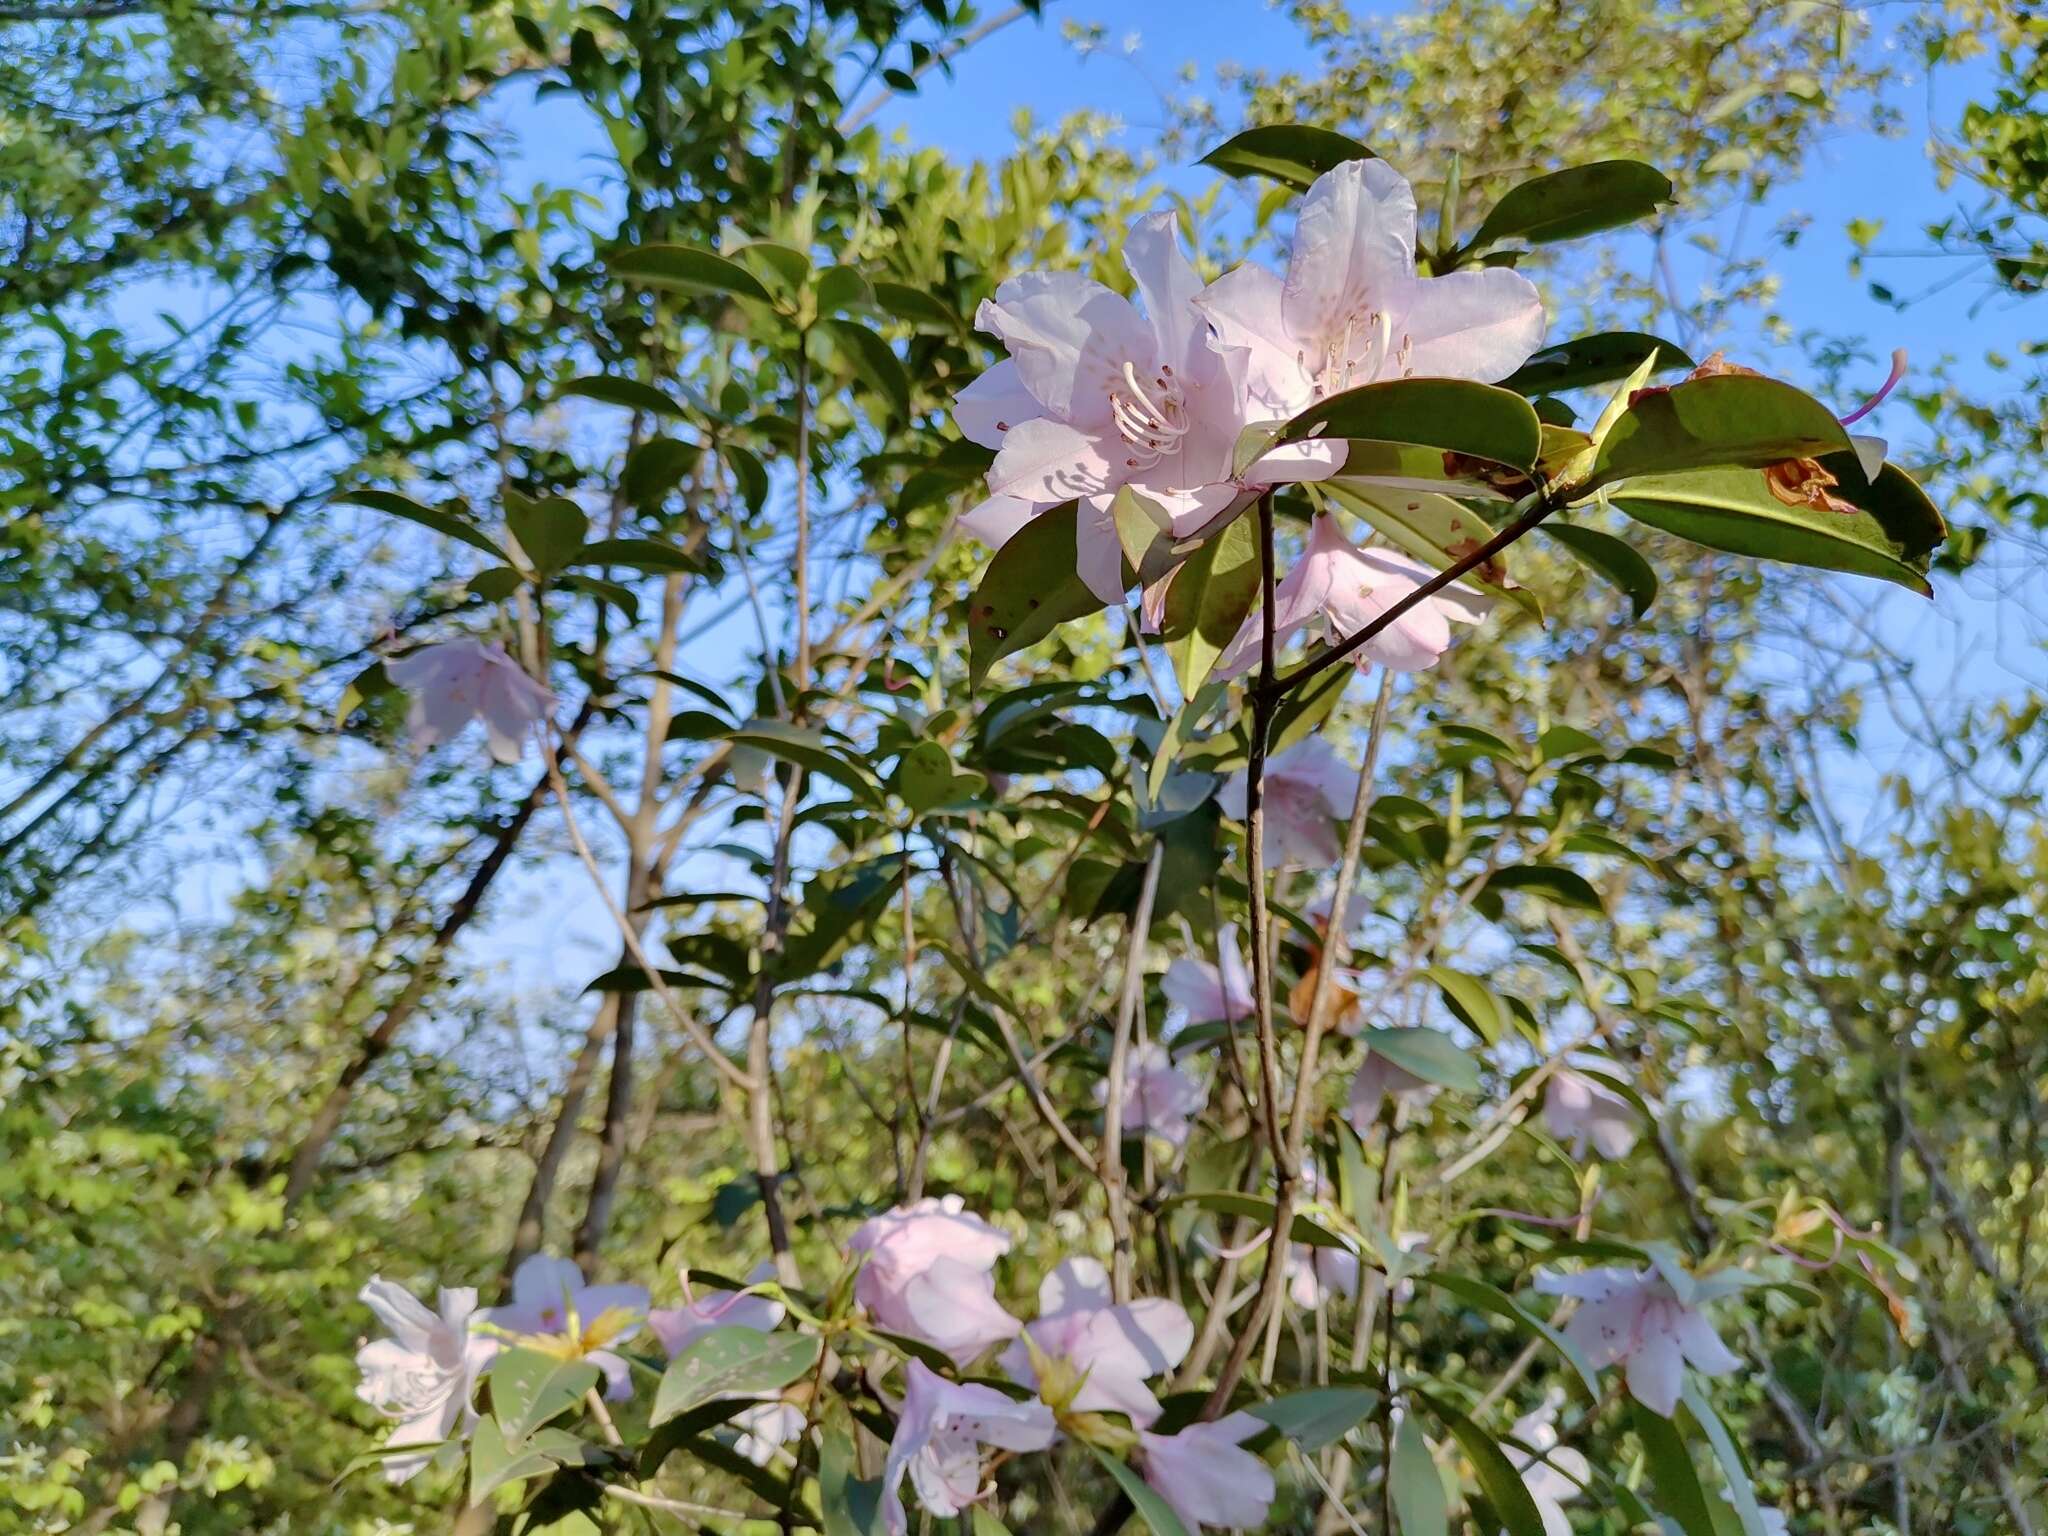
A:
<box><xmin>954</xmin><ymin>360</ymin><xmax>1044</xmax><ymax>449</ymax></box>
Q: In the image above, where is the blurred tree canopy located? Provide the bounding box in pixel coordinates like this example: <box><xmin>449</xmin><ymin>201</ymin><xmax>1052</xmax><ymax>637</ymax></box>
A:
<box><xmin>2</xmin><ymin>0</ymin><xmax>2044</xmax><ymax>1533</ymax></box>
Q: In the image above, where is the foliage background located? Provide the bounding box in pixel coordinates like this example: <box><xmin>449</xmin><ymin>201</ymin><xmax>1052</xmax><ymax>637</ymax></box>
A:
<box><xmin>3</xmin><ymin>0</ymin><xmax>2045</xmax><ymax>1532</ymax></box>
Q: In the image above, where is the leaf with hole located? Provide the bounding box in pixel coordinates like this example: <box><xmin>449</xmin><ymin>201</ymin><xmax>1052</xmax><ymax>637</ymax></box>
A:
<box><xmin>1612</xmin><ymin>456</ymin><xmax>1944</xmax><ymax>595</ymax></box>
<box><xmin>966</xmin><ymin>503</ymin><xmax>1105</xmax><ymax>685</ymax></box>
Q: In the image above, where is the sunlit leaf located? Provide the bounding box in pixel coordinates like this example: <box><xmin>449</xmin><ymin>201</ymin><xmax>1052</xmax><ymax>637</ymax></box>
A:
<box><xmin>1197</xmin><ymin>124</ymin><xmax>1376</xmax><ymax>189</ymax></box>
<box><xmin>1472</xmin><ymin>161</ymin><xmax>1674</xmax><ymax>248</ymax></box>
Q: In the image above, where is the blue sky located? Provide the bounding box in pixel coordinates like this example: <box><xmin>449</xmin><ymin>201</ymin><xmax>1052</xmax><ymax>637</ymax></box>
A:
<box><xmin>450</xmin><ymin>0</ymin><xmax>2038</xmax><ymax>1009</ymax></box>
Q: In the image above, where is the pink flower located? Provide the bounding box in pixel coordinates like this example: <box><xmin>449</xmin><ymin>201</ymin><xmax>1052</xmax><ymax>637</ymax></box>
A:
<box><xmin>849</xmin><ymin>1196</ymin><xmax>1022</xmax><ymax>1368</ymax></box>
<box><xmin>1285</xmin><ymin>1244</ymin><xmax>1361</xmax><ymax>1309</ymax></box>
<box><xmin>732</xmin><ymin>1400</ymin><xmax>808</xmax><ymax>1467</ymax></box>
<box><xmin>479</xmin><ymin>1254</ymin><xmax>649</xmax><ymax>1401</ymax></box>
<box><xmin>1161</xmin><ymin>923</ymin><xmax>1254</xmax><ymax>1027</ymax></box>
<box><xmin>954</xmin><ymin>214</ymin><xmax>1342</xmax><ymax>605</ymax></box>
<box><xmin>1137</xmin><ymin>1412</ymin><xmax>1277</xmax><ymax>1532</ymax></box>
<box><xmin>1533</xmin><ymin>1263</ymin><xmax>1745</xmax><ymax>1416</ymax></box>
<box><xmin>1343</xmin><ymin>1034</ymin><xmax>1442</xmax><ymax>1130</ymax></box>
<box><xmin>386</xmin><ymin>638</ymin><xmax>553</xmax><ymax>764</ymax></box>
<box><xmin>1542</xmin><ymin>1068</ymin><xmax>1640</xmax><ymax>1161</ymax></box>
<box><xmin>1212</xmin><ymin>515</ymin><xmax>1490</xmax><ymax>681</ymax></box>
<box><xmin>881</xmin><ymin>1358</ymin><xmax>1057</xmax><ymax>1535</ymax></box>
<box><xmin>998</xmin><ymin>1257</ymin><xmax>1194</xmax><ymax>1426</ymax></box>
<box><xmin>1194</xmin><ymin>158</ymin><xmax>1545</xmax><ymax>414</ymax></box>
<box><xmin>647</xmin><ymin>1261</ymin><xmax>785</xmax><ymax>1356</ymax></box>
<box><xmin>1217</xmin><ymin>737</ymin><xmax>1357</xmax><ymax>868</ymax></box>
<box><xmin>1507</xmin><ymin>1394</ymin><xmax>1589</xmax><ymax>1536</ymax></box>
<box><xmin>1097</xmin><ymin>1042</ymin><xmax>1208</xmax><ymax>1148</ymax></box>
<box><xmin>354</xmin><ymin>1277</ymin><xmax>497</xmax><ymax>1482</ymax></box>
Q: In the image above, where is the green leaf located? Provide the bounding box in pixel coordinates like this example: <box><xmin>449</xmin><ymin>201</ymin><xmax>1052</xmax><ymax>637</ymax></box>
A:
<box><xmin>343</xmin><ymin>490</ymin><xmax>504</xmax><ymax>559</ymax></box>
<box><xmin>1277</xmin><ymin>378</ymin><xmax>1544</xmax><ymax>471</ymax></box>
<box><xmin>1161</xmin><ymin>515</ymin><xmax>1259</xmax><ymax>697</ymax></box>
<box><xmin>1361</xmin><ymin>1027</ymin><xmax>1481</xmax><ymax>1093</ymax></box>
<box><xmin>1417</xmin><ymin>1273</ymin><xmax>1601</xmax><ymax>1396</ymax></box>
<box><xmin>724</xmin><ymin>443</ymin><xmax>770</xmax><ymax>511</ymax></box>
<box><xmin>778</xmin><ymin>854</ymin><xmax>907</xmax><ymax>980</ymax></box>
<box><xmin>1425</xmin><ymin>966</ymin><xmax>1510</xmax><ymax>1045</ymax></box>
<box><xmin>557</xmin><ymin>375</ymin><xmax>690</xmax><ymax>418</ymax></box>
<box><xmin>1590</xmin><ymin>373</ymin><xmax>1853</xmax><ymax>487</ymax></box>
<box><xmin>1321</xmin><ymin>482</ymin><xmax>1541</xmax><ymax>619</ymax></box>
<box><xmin>1631</xmin><ymin>1400</ymin><xmax>1720</xmax><ymax>1536</ymax></box>
<box><xmin>731</xmin><ymin>239</ymin><xmax>810</xmax><ymax>294</ymax></box>
<box><xmin>1413</xmin><ymin>1391</ymin><xmax>1550</xmax><ymax>1536</ymax></box>
<box><xmin>1472</xmin><ymin>160</ymin><xmax>1674</xmax><ymax>248</ymax></box>
<box><xmin>506</xmin><ymin>494</ymin><xmax>588</xmax><ymax>576</ymax></box>
<box><xmin>966</xmin><ymin>503</ymin><xmax>1105</xmax><ymax>685</ymax></box>
<box><xmin>650</xmin><ymin>1325</ymin><xmax>820</xmax><ymax>1426</ymax></box>
<box><xmin>467</xmin><ymin>1416</ymin><xmax>557</xmax><ymax>1506</ymax></box>
<box><xmin>895</xmin><ymin>740</ymin><xmax>987</xmax><ymax>814</ymax></box>
<box><xmin>612</xmin><ymin>243</ymin><xmax>774</xmax><ymax>303</ymax></box>
<box><xmin>1088</xmin><ymin>1445</ymin><xmax>1192</xmax><ymax>1536</ymax></box>
<box><xmin>1681</xmin><ymin>1380</ymin><xmax>1772</xmax><ymax>1536</ymax></box>
<box><xmin>557</xmin><ymin>573</ymin><xmax>639</xmax><ymax>621</ymax></box>
<box><xmin>487</xmin><ymin>1349</ymin><xmax>600</xmax><ymax>1441</ymax></box>
<box><xmin>1611</xmin><ymin>458</ymin><xmax>1944</xmax><ymax>596</ymax></box>
<box><xmin>1502</xmin><ymin>332</ymin><xmax>1693</xmax><ymax>395</ymax></box>
<box><xmin>820</xmin><ymin>1430</ymin><xmax>887</xmax><ymax>1536</ymax></box>
<box><xmin>819</xmin><ymin>317</ymin><xmax>911</xmax><ymax>421</ymax></box>
<box><xmin>1543</xmin><ymin>522</ymin><xmax>1657</xmax><ymax>619</ymax></box>
<box><xmin>1390</xmin><ymin>1414</ymin><xmax>1449</xmax><ymax>1536</ymax></box>
<box><xmin>468</xmin><ymin>566</ymin><xmax>524</xmax><ymax>602</ymax></box>
<box><xmin>1159</xmin><ymin>1190</ymin><xmax>1353</xmax><ymax>1248</ymax></box>
<box><xmin>1247</xmin><ymin>1387</ymin><xmax>1380</xmax><ymax>1452</ymax></box>
<box><xmin>720</xmin><ymin>721</ymin><xmax>884</xmax><ymax>808</ymax></box>
<box><xmin>814</xmin><ymin>264</ymin><xmax>874</xmax><ymax>317</ymax></box>
<box><xmin>1486</xmin><ymin>864</ymin><xmax>1605</xmax><ymax>912</ymax></box>
<box><xmin>871</xmin><ymin>280</ymin><xmax>960</xmax><ymax>332</ymax></box>
<box><xmin>622</xmin><ymin>437</ymin><xmax>701</xmax><ymax>508</ymax></box>
<box><xmin>335</xmin><ymin>660</ymin><xmax>393</xmax><ymax>726</ymax></box>
<box><xmin>574</xmin><ymin>537</ymin><xmax>702</xmax><ymax>575</ymax></box>
<box><xmin>1198</xmin><ymin>124</ymin><xmax>1376</xmax><ymax>189</ymax></box>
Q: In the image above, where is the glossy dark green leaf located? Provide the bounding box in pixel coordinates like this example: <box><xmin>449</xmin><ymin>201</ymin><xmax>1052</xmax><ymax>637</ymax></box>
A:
<box><xmin>467</xmin><ymin>1416</ymin><xmax>556</xmax><ymax>1506</ymax></box>
<box><xmin>1590</xmin><ymin>373</ymin><xmax>1853</xmax><ymax>487</ymax></box>
<box><xmin>966</xmin><ymin>503</ymin><xmax>1104</xmax><ymax>685</ymax></box>
<box><xmin>1089</xmin><ymin>1445</ymin><xmax>1192</xmax><ymax>1536</ymax></box>
<box><xmin>1543</xmin><ymin>522</ymin><xmax>1658</xmax><ymax>619</ymax></box>
<box><xmin>343</xmin><ymin>490</ymin><xmax>504</xmax><ymax>559</ymax></box>
<box><xmin>621</xmin><ymin>437</ymin><xmax>700</xmax><ymax>508</ymax></box>
<box><xmin>1198</xmin><ymin>124</ymin><xmax>1376</xmax><ymax>189</ymax></box>
<box><xmin>650</xmin><ymin>1326</ymin><xmax>820</xmax><ymax>1426</ymax></box>
<box><xmin>1276</xmin><ymin>378</ymin><xmax>1544</xmax><ymax>471</ymax></box>
<box><xmin>1161</xmin><ymin>515</ymin><xmax>1259</xmax><ymax>698</ymax></box>
<box><xmin>1247</xmin><ymin>1387</ymin><xmax>1380</xmax><ymax>1451</ymax></box>
<box><xmin>819</xmin><ymin>317</ymin><xmax>911</xmax><ymax>421</ymax></box>
<box><xmin>820</xmin><ymin>1430</ymin><xmax>888</xmax><ymax>1536</ymax></box>
<box><xmin>1473</xmin><ymin>160</ymin><xmax>1674</xmax><ymax>248</ymax></box>
<box><xmin>871</xmin><ymin>280</ymin><xmax>960</xmax><ymax>332</ymax></box>
<box><xmin>506</xmin><ymin>493</ymin><xmax>588</xmax><ymax>575</ymax></box>
<box><xmin>1681</xmin><ymin>1380</ymin><xmax>1772</xmax><ymax>1536</ymax></box>
<box><xmin>1361</xmin><ymin>1027</ymin><xmax>1481</xmax><ymax>1093</ymax></box>
<box><xmin>1502</xmin><ymin>331</ymin><xmax>1693</xmax><ymax>395</ymax></box>
<box><xmin>612</xmin><ymin>243</ymin><xmax>774</xmax><ymax>303</ymax></box>
<box><xmin>1414</xmin><ymin>1391</ymin><xmax>1550</xmax><ymax>1536</ymax></box>
<box><xmin>1390</xmin><ymin>1414</ymin><xmax>1449</xmax><ymax>1536</ymax></box>
<box><xmin>1425</xmin><ymin>966</ymin><xmax>1510</xmax><ymax>1044</ymax></box>
<box><xmin>575</xmin><ymin>537</ymin><xmax>701</xmax><ymax>575</ymax></box>
<box><xmin>1631</xmin><ymin>1400</ymin><xmax>1720</xmax><ymax>1536</ymax></box>
<box><xmin>1612</xmin><ymin>458</ymin><xmax>1944</xmax><ymax>596</ymax></box>
<box><xmin>720</xmin><ymin>721</ymin><xmax>884</xmax><ymax>808</ymax></box>
<box><xmin>895</xmin><ymin>740</ymin><xmax>987</xmax><ymax>814</ymax></box>
<box><xmin>467</xmin><ymin>566</ymin><xmax>524</xmax><ymax>602</ymax></box>
<box><xmin>1418</xmin><ymin>1273</ymin><xmax>1601</xmax><ymax>1395</ymax></box>
<box><xmin>557</xmin><ymin>375</ymin><xmax>690</xmax><ymax>418</ymax></box>
<box><xmin>1486</xmin><ymin>864</ymin><xmax>1605</xmax><ymax>912</ymax></box>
